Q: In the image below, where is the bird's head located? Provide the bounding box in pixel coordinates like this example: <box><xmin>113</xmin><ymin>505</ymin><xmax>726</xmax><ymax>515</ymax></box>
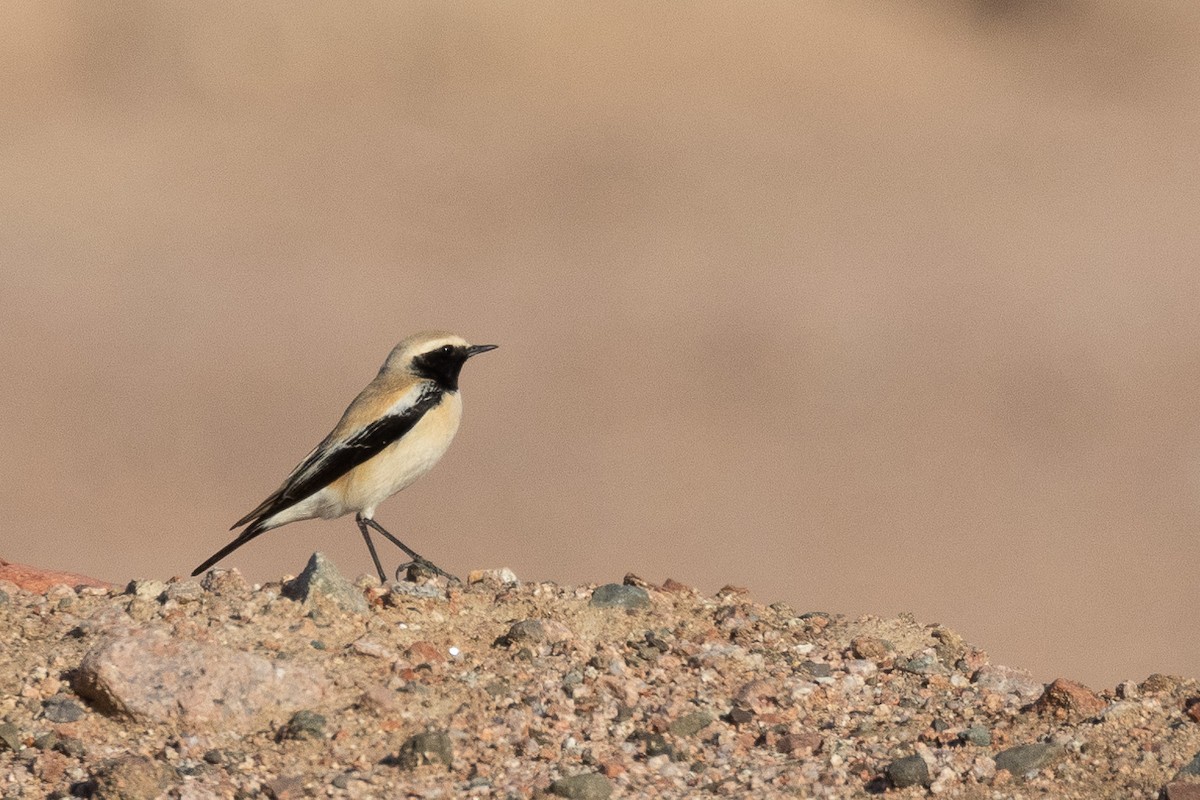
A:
<box><xmin>383</xmin><ymin>331</ymin><xmax>498</xmax><ymax>391</ymax></box>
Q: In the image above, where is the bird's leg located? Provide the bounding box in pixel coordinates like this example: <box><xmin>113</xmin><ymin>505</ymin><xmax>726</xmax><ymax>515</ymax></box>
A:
<box><xmin>355</xmin><ymin>514</ymin><xmax>388</xmax><ymax>584</ymax></box>
<box><xmin>360</xmin><ymin>517</ymin><xmax>460</xmax><ymax>582</ymax></box>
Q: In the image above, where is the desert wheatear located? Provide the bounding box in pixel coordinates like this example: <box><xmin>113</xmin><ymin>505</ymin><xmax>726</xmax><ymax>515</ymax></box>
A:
<box><xmin>192</xmin><ymin>331</ymin><xmax>497</xmax><ymax>582</ymax></box>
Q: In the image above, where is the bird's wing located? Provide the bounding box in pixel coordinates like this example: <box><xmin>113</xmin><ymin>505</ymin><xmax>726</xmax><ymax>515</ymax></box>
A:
<box><xmin>230</xmin><ymin>382</ymin><xmax>445</xmax><ymax>530</ymax></box>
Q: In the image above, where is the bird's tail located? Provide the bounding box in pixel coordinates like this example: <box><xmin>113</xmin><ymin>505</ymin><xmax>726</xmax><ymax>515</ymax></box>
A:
<box><xmin>190</xmin><ymin>520</ymin><xmax>271</xmax><ymax>577</ymax></box>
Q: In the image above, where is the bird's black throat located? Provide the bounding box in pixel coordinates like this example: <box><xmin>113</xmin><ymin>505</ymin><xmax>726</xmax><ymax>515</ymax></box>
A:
<box><xmin>412</xmin><ymin>346</ymin><xmax>470</xmax><ymax>391</ymax></box>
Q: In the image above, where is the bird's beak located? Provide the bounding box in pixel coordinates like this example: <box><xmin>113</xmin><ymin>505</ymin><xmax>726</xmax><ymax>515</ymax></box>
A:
<box><xmin>466</xmin><ymin>344</ymin><xmax>499</xmax><ymax>358</ymax></box>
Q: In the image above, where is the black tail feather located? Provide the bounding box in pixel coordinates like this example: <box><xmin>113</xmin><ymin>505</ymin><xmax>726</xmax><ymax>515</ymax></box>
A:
<box><xmin>190</xmin><ymin>520</ymin><xmax>271</xmax><ymax>577</ymax></box>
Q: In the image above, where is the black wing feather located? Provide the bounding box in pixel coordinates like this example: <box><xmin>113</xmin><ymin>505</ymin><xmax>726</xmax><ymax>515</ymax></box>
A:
<box><xmin>191</xmin><ymin>386</ymin><xmax>444</xmax><ymax>577</ymax></box>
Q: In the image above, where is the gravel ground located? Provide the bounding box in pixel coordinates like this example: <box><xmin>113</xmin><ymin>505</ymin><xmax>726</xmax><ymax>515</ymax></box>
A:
<box><xmin>1</xmin><ymin>555</ymin><xmax>1199</xmax><ymax>799</ymax></box>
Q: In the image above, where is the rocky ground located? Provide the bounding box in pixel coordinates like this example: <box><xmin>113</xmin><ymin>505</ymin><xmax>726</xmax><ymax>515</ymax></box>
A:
<box><xmin>2</xmin><ymin>554</ymin><xmax>1200</xmax><ymax>799</ymax></box>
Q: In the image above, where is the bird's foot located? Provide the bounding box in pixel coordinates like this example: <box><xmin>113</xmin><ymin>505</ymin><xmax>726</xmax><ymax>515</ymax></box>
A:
<box><xmin>394</xmin><ymin>558</ymin><xmax>460</xmax><ymax>584</ymax></box>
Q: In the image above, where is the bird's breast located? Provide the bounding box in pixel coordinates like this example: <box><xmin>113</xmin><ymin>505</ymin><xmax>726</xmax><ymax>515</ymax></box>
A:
<box><xmin>335</xmin><ymin>392</ymin><xmax>464</xmax><ymax>514</ymax></box>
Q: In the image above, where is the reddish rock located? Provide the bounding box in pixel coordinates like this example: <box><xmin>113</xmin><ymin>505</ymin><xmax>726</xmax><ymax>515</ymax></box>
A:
<box><xmin>660</xmin><ymin>578</ymin><xmax>694</xmax><ymax>594</ymax></box>
<box><xmin>1034</xmin><ymin>678</ymin><xmax>1106</xmax><ymax>716</ymax></box>
<box><xmin>406</xmin><ymin>640</ymin><xmax>445</xmax><ymax>663</ymax></box>
<box><xmin>0</xmin><ymin>558</ymin><xmax>112</xmax><ymax>593</ymax></box>
<box><xmin>1165</xmin><ymin>782</ymin><xmax>1200</xmax><ymax>800</ymax></box>
<box><xmin>75</xmin><ymin>627</ymin><xmax>328</xmax><ymax>729</ymax></box>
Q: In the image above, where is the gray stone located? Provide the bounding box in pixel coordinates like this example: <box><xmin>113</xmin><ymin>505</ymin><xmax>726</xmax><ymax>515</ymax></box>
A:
<box><xmin>0</xmin><ymin>722</ymin><xmax>20</xmax><ymax>752</ymax></box>
<box><xmin>668</xmin><ymin>710</ymin><xmax>714</xmax><ymax>737</ymax></box>
<box><xmin>994</xmin><ymin>742</ymin><xmax>1063</xmax><ymax>777</ymax></box>
<box><xmin>285</xmin><ymin>552</ymin><xmax>368</xmax><ymax>614</ymax></box>
<box><xmin>887</xmin><ymin>754</ymin><xmax>930</xmax><ymax>788</ymax></box>
<box><xmin>281</xmin><ymin>710</ymin><xmax>326</xmax><ymax>740</ymax></box>
<box><xmin>397</xmin><ymin>730</ymin><xmax>453</xmax><ymax>769</ymax></box>
<box><xmin>1177</xmin><ymin>750</ymin><xmax>1200</xmax><ymax>778</ymax></box>
<box><xmin>42</xmin><ymin>695</ymin><xmax>85</xmax><ymax>723</ymax></box>
<box><xmin>75</xmin><ymin>627</ymin><xmax>327</xmax><ymax>730</ymax></box>
<box><xmin>505</xmin><ymin>619</ymin><xmax>573</xmax><ymax>645</ymax></box>
<box><xmin>549</xmin><ymin>772</ymin><xmax>613</xmax><ymax>799</ymax></box>
<box><xmin>960</xmin><ymin>725</ymin><xmax>992</xmax><ymax>746</ymax></box>
<box><xmin>589</xmin><ymin>583</ymin><xmax>649</xmax><ymax>609</ymax></box>
<box><xmin>900</xmin><ymin>652</ymin><xmax>941</xmax><ymax>675</ymax></box>
<box><xmin>0</xmin><ymin>587</ymin><xmax>9</xmax><ymax>605</ymax></box>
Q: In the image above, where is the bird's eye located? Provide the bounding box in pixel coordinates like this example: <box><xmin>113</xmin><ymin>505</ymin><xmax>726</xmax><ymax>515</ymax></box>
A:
<box><xmin>440</xmin><ymin>345</ymin><xmax>455</xmax><ymax>355</ymax></box>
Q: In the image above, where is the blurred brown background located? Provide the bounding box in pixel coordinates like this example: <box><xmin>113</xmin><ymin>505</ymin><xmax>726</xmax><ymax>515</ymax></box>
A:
<box><xmin>3</xmin><ymin>1</ymin><xmax>1199</xmax><ymax>688</ymax></box>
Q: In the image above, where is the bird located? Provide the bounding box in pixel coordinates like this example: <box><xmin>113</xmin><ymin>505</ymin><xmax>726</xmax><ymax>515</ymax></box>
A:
<box><xmin>191</xmin><ymin>331</ymin><xmax>497</xmax><ymax>583</ymax></box>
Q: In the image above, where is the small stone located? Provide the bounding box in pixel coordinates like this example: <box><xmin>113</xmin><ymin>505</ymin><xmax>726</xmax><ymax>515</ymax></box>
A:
<box><xmin>125</xmin><ymin>579</ymin><xmax>167</xmax><ymax>601</ymax></box>
<box><xmin>265</xmin><ymin>775</ymin><xmax>305</xmax><ymax>800</ymax></box>
<box><xmin>589</xmin><ymin>584</ymin><xmax>649</xmax><ymax>609</ymax></box>
<box><xmin>284</xmin><ymin>552</ymin><xmax>368</xmax><ymax>614</ymax></box>
<box><xmin>776</xmin><ymin>732</ymin><xmax>822</xmax><ymax>755</ymax></box>
<box><xmin>660</xmin><ymin>578</ymin><xmax>694</xmax><ymax>594</ymax></box>
<box><xmin>202</xmin><ymin>749</ymin><xmax>224</xmax><ymax>765</ymax></box>
<box><xmin>1142</xmin><ymin>673</ymin><xmax>1186</xmax><ymax>694</ymax></box>
<box><xmin>281</xmin><ymin>710</ymin><xmax>326</xmax><ymax>740</ymax></box>
<box><xmin>468</xmin><ymin>567</ymin><xmax>519</xmax><ymax>586</ymax></box>
<box><xmin>900</xmin><ymin>651</ymin><xmax>940</xmax><ymax>675</ymax></box>
<box><xmin>668</xmin><ymin>711</ymin><xmax>714</xmax><ymax>737</ymax></box>
<box><xmin>397</xmin><ymin>730</ymin><xmax>453</xmax><ymax>769</ymax></box>
<box><xmin>930</xmin><ymin>627</ymin><xmax>966</xmax><ymax>665</ymax></box>
<box><xmin>350</xmin><ymin>637</ymin><xmax>395</xmax><ymax>659</ymax></box>
<box><xmin>33</xmin><ymin>732</ymin><xmax>58</xmax><ymax>750</ymax></box>
<box><xmin>1176</xmin><ymin>750</ymin><xmax>1200</xmax><ymax>778</ymax></box>
<box><xmin>93</xmin><ymin>754</ymin><xmax>172</xmax><ymax>800</ymax></box>
<box><xmin>54</xmin><ymin>737</ymin><xmax>85</xmax><ymax>758</ymax></box>
<box><xmin>1034</xmin><ymin>678</ymin><xmax>1106</xmax><ymax>716</ymax></box>
<box><xmin>199</xmin><ymin>568</ymin><xmax>251</xmax><ymax>596</ymax></box>
<box><xmin>797</xmin><ymin>660</ymin><xmax>831</xmax><ymax>679</ymax></box>
<box><xmin>994</xmin><ymin>742</ymin><xmax>1063</xmax><ymax>778</ymax></box>
<box><xmin>505</xmin><ymin>619</ymin><xmax>574</xmax><ymax>645</ymax></box>
<box><xmin>549</xmin><ymin>772</ymin><xmax>613</xmax><ymax>799</ymax></box>
<box><xmin>1166</xmin><ymin>782</ymin><xmax>1200</xmax><ymax>800</ymax></box>
<box><xmin>163</xmin><ymin>580</ymin><xmax>204</xmax><ymax>604</ymax></box>
<box><xmin>887</xmin><ymin>754</ymin><xmax>930</xmax><ymax>788</ymax></box>
<box><xmin>850</xmin><ymin>636</ymin><xmax>888</xmax><ymax>661</ymax></box>
<box><xmin>960</xmin><ymin>726</ymin><xmax>992</xmax><ymax>746</ymax></box>
<box><xmin>972</xmin><ymin>664</ymin><xmax>1044</xmax><ymax>701</ymax></box>
<box><xmin>42</xmin><ymin>696</ymin><xmax>85</xmax><ymax>723</ymax></box>
<box><xmin>0</xmin><ymin>722</ymin><xmax>21</xmax><ymax>752</ymax></box>
<box><xmin>0</xmin><ymin>587</ymin><xmax>9</xmax><ymax>605</ymax></box>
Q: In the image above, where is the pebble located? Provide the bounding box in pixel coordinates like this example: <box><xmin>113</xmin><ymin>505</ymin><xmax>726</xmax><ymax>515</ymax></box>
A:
<box><xmin>467</xmin><ymin>567</ymin><xmax>519</xmax><ymax>586</ymax></box>
<box><xmin>1034</xmin><ymin>678</ymin><xmax>1106</xmax><ymax>716</ymax></box>
<box><xmin>125</xmin><ymin>579</ymin><xmax>167</xmax><ymax>601</ymax></box>
<box><xmin>589</xmin><ymin>584</ymin><xmax>650</xmax><ymax>609</ymax></box>
<box><xmin>281</xmin><ymin>710</ymin><xmax>326</xmax><ymax>740</ymax></box>
<box><xmin>284</xmin><ymin>552</ymin><xmax>368</xmax><ymax>614</ymax></box>
<box><xmin>994</xmin><ymin>742</ymin><xmax>1064</xmax><ymax>778</ymax></box>
<box><xmin>93</xmin><ymin>754</ymin><xmax>171</xmax><ymax>800</ymax></box>
<box><xmin>505</xmin><ymin>618</ymin><xmax>574</xmax><ymax>645</ymax></box>
<box><xmin>886</xmin><ymin>754</ymin><xmax>930</xmax><ymax>788</ymax></box>
<box><xmin>0</xmin><ymin>722</ymin><xmax>20</xmax><ymax>752</ymax></box>
<box><xmin>397</xmin><ymin>730</ymin><xmax>453</xmax><ymax>769</ymax></box>
<box><xmin>42</xmin><ymin>695</ymin><xmax>85</xmax><ymax>723</ymax></box>
<box><xmin>549</xmin><ymin>772</ymin><xmax>613</xmax><ymax>799</ymax></box>
<box><xmin>960</xmin><ymin>725</ymin><xmax>992</xmax><ymax>746</ymax></box>
<box><xmin>972</xmin><ymin>664</ymin><xmax>1045</xmax><ymax>700</ymax></box>
<box><xmin>668</xmin><ymin>710</ymin><xmax>715</xmax><ymax>737</ymax></box>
